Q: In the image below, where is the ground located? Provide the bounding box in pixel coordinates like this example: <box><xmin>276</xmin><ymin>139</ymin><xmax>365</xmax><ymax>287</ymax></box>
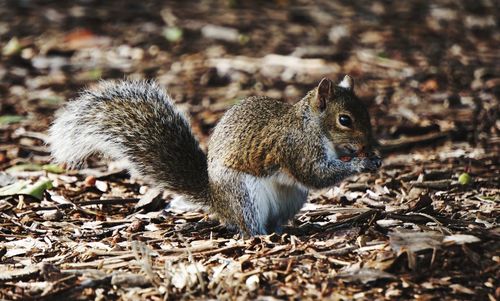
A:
<box><xmin>0</xmin><ymin>1</ymin><xmax>498</xmax><ymax>300</ymax></box>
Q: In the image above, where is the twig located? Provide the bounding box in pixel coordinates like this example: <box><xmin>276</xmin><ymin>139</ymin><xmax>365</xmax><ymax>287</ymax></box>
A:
<box><xmin>178</xmin><ymin>233</ymin><xmax>206</xmax><ymax>292</ymax></box>
<box><xmin>324</xmin><ymin>209</ymin><xmax>380</xmax><ymax>231</ymax></box>
<box><xmin>379</xmin><ymin>131</ymin><xmax>452</xmax><ymax>154</ymax></box>
<box><xmin>410</xmin><ymin>180</ymin><xmax>454</xmax><ymax>190</ymax></box>
<box><xmin>0</xmin><ymin>212</ymin><xmax>47</xmax><ymax>234</ymax></box>
<box><xmin>34</xmin><ymin>198</ymin><xmax>140</xmax><ymax>211</ymax></box>
<box><xmin>272</xmin><ymin>245</ymin><xmax>357</xmax><ymax>261</ymax></box>
<box><xmin>385</xmin><ymin>212</ymin><xmax>473</xmax><ymax>228</ymax></box>
<box><xmin>407</xmin><ymin>212</ymin><xmax>452</xmax><ymax>235</ymax></box>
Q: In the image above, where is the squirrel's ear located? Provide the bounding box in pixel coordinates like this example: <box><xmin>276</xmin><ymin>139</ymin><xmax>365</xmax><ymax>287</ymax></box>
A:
<box><xmin>338</xmin><ymin>75</ymin><xmax>354</xmax><ymax>91</ymax></box>
<box><xmin>315</xmin><ymin>77</ymin><xmax>333</xmax><ymax>112</ymax></box>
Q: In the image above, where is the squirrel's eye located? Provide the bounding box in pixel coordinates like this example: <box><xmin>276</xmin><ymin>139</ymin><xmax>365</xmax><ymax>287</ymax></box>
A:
<box><xmin>338</xmin><ymin>115</ymin><xmax>352</xmax><ymax>127</ymax></box>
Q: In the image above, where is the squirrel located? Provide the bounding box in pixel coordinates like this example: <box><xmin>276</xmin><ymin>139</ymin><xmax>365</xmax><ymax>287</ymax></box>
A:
<box><xmin>49</xmin><ymin>75</ymin><xmax>381</xmax><ymax>236</ymax></box>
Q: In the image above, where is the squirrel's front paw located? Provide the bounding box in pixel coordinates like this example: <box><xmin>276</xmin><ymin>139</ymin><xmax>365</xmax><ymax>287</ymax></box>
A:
<box><xmin>363</xmin><ymin>155</ymin><xmax>382</xmax><ymax>172</ymax></box>
<box><xmin>351</xmin><ymin>156</ymin><xmax>382</xmax><ymax>173</ymax></box>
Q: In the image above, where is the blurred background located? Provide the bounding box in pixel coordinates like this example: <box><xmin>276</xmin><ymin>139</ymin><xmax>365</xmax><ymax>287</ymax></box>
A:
<box><xmin>0</xmin><ymin>0</ymin><xmax>498</xmax><ymax>147</ymax></box>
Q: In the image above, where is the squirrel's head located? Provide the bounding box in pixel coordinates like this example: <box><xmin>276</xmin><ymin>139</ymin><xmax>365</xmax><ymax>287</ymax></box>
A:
<box><xmin>309</xmin><ymin>76</ymin><xmax>381</xmax><ymax>167</ymax></box>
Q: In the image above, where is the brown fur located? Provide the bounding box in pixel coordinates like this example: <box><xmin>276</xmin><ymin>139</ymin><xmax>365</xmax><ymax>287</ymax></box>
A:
<box><xmin>50</xmin><ymin>77</ymin><xmax>380</xmax><ymax>236</ymax></box>
<box><xmin>209</xmin><ymin>82</ymin><xmax>375</xmax><ymax>180</ymax></box>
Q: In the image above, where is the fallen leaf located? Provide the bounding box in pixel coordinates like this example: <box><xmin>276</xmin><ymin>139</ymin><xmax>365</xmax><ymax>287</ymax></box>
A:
<box><xmin>6</xmin><ymin>163</ymin><xmax>44</xmax><ymax>172</ymax></box>
<box><xmin>135</xmin><ymin>188</ymin><xmax>163</xmax><ymax>211</ymax></box>
<box><xmin>171</xmin><ymin>262</ymin><xmax>206</xmax><ymax>289</ymax></box>
<box><xmin>420</xmin><ymin>79</ymin><xmax>439</xmax><ymax>92</ymax></box>
<box><xmin>0</xmin><ymin>179</ymin><xmax>52</xmax><ymax>200</ymax></box>
<box><xmin>4</xmin><ymin>237</ymin><xmax>48</xmax><ymax>257</ymax></box>
<box><xmin>2</xmin><ymin>37</ymin><xmax>22</xmax><ymax>56</ymax></box>
<box><xmin>42</xmin><ymin>164</ymin><xmax>65</xmax><ymax>174</ymax></box>
<box><xmin>337</xmin><ymin>267</ymin><xmax>396</xmax><ymax>284</ymax></box>
<box><xmin>450</xmin><ymin>283</ymin><xmax>475</xmax><ymax>295</ymax></box>
<box><xmin>443</xmin><ymin>234</ymin><xmax>480</xmax><ymax>245</ymax></box>
<box><xmin>0</xmin><ymin>265</ymin><xmax>40</xmax><ymax>281</ymax></box>
<box><xmin>245</xmin><ymin>274</ymin><xmax>260</xmax><ymax>291</ymax></box>
<box><xmin>0</xmin><ymin>172</ymin><xmax>16</xmax><ymax>186</ymax></box>
<box><xmin>21</xmin><ymin>179</ymin><xmax>53</xmax><ymax>200</ymax></box>
<box><xmin>94</xmin><ymin>180</ymin><xmax>108</xmax><ymax>192</ymax></box>
<box><xmin>63</xmin><ymin>29</ymin><xmax>111</xmax><ymax>49</ymax></box>
<box><xmin>376</xmin><ymin>219</ymin><xmax>402</xmax><ymax>228</ymax></box>
<box><xmin>389</xmin><ymin>231</ymin><xmax>443</xmax><ymax>253</ymax></box>
<box><xmin>111</xmin><ymin>273</ymin><xmax>151</xmax><ymax>287</ymax></box>
<box><xmin>0</xmin><ymin>115</ymin><xmax>25</xmax><ymax>125</ymax></box>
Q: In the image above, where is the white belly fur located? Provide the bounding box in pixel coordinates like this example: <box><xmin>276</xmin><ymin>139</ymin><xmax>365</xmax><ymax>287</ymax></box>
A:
<box><xmin>244</xmin><ymin>172</ymin><xmax>309</xmax><ymax>233</ymax></box>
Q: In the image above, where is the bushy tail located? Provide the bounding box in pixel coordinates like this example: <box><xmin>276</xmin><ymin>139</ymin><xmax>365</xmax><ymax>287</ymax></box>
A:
<box><xmin>49</xmin><ymin>80</ymin><xmax>209</xmax><ymax>202</ymax></box>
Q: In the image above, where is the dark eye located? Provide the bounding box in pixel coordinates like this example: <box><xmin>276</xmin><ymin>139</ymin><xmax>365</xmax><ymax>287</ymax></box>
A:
<box><xmin>338</xmin><ymin>115</ymin><xmax>352</xmax><ymax>127</ymax></box>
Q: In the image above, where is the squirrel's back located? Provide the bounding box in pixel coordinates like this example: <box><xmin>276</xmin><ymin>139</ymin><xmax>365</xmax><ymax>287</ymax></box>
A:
<box><xmin>208</xmin><ymin>96</ymin><xmax>297</xmax><ymax>177</ymax></box>
<box><xmin>49</xmin><ymin>80</ymin><xmax>209</xmax><ymax>200</ymax></box>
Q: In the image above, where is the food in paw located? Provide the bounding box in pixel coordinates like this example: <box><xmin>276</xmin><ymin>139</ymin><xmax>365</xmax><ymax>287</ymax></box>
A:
<box><xmin>339</xmin><ymin>156</ymin><xmax>352</xmax><ymax>162</ymax></box>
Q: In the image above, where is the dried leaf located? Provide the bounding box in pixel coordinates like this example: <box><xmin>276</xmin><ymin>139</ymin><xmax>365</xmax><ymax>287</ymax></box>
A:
<box><xmin>389</xmin><ymin>231</ymin><xmax>443</xmax><ymax>253</ymax></box>
<box><xmin>245</xmin><ymin>274</ymin><xmax>260</xmax><ymax>291</ymax></box>
<box><xmin>0</xmin><ymin>265</ymin><xmax>40</xmax><ymax>281</ymax></box>
<box><xmin>337</xmin><ymin>267</ymin><xmax>396</xmax><ymax>284</ymax></box>
<box><xmin>443</xmin><ymin>234</ymin><xmax>480</xmax><ymax>245</ymax></box>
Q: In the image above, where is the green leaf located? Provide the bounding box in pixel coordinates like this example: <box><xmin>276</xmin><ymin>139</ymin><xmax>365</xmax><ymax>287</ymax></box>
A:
<box><xmin>2</xmin><ymin>37</ymin><xmax>22</xmax><ymax>56</ymax></box>
<box><xmin>6</xmin><ymin>163</ymin><xmax>43</xmax><ymax>172</ymax></box>
<box><xmin>0</xmin><ymin>181</ymin><xmax>27</xmax><ymax>196</ymax></box>
<box><xmin>6</xmin><ymin>163</ymin><xmax>65</xmax><ymax>174</ymax></box>
<box><xmin>87</xmin><ymin>68</ymin><xmax>103</xmax><ymax>80</ymax></box>
<box><xmin>42</xmin><ymin>164</ymin><xmax>65</xmax><ymax>174</ymax></box>
<box><xmin>0</xmin><ymin>115</ymin><xmax>25</xmax><ymax>125</ymax></box>
<box><xmin>163</xmin><ymin>26</ymin><xmax>183</xmax><ymax>42</ymax></box>
<box><xmin>20</xmin><ymin>179</ymin><xmax>53</xmax><ymax>199</ymax></box>
<box><xmin>40</xmin><ymin>96</ymin><xmax>64</xmax><ymax>107</ymax></box>
<box><xmin>0</xmin><ymin>179</ymin><xmax>53</xmax><ymax>200</ymax></box>
<box><xmin>238</xmin><ymin>34</ymin><xmax>250</xmax><ymax>45</ymax></box>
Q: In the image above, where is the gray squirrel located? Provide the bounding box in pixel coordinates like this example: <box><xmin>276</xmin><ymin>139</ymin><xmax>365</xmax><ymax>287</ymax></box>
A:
<box><xmin>49</xmin><ymin>76</ymin><xmax>381</xmax><ymax>236</ymax></box>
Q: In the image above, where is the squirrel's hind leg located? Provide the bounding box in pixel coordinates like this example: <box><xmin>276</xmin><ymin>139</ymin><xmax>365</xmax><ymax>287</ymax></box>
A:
<box><xmin>209</xmin><ymin>166</ymin><xmax>268</xmax><ymax>236</ymax></box>
<box><xmin>246</xmin><ymin>172</ymin><xmax>309</xmax><ymax>235</ymax></box>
